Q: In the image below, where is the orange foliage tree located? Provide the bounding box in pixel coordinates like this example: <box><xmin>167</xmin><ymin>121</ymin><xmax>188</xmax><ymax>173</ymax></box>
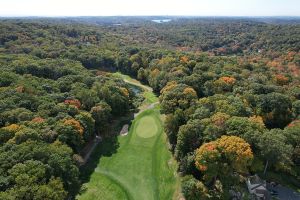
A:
<box><xmin>274</xmin><ymin>74</ymin><xmax>289</xmax><ymax>85</ymax></box>
<box><xmin>180</xmin><ymin>56</ymin><xmax>189</xmax><ymax>63</ymax></box>
<box><xmin>31</xmin><ymin>117</ymin><xmax>45</xmax><ymax>123</ymax></box>
<box><xmin>63</xmin><ymin>119</ymin><xmax>84</xmax><ymax>136</ymax></box>
<box><xmin>195</xmin><ymin>136</ymin><xmax>253</xmax><ymax>182</ymax></box>
<box><xmin>64</xmin><ymin>99</ymin><xmax>81</xmax><ymax>109</ymax></box>
<box><xmin>219</xmin><ymin>76</ymin><xmax>236</xmax><ymax>84</ymax></box>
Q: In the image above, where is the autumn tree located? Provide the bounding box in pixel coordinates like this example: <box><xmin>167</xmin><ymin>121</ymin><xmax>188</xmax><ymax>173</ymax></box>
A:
<box><xmin>56</xmin><ymin>118</ymin><xmax>84</xmax><ymax>151</ymax></box>
<box><xmin>195</xmin><ymin>136</ymin><xmax>253</xmax><ymax>182</ymax></box>
<box><xmin>160</xmin><ymin>82</ymin><xmax>197</xmax><ymax>114</ymax></box>
<box><xmin>75</xmin><ymin>111</ymin><xmax>95</xmax><ymax>142</ymax></box>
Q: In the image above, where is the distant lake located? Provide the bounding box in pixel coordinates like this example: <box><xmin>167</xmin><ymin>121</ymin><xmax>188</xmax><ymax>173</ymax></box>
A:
<box><xmin>151</xmin><ymin>19</ymin><xmax>172</xmax><ymax>23</ymax></box>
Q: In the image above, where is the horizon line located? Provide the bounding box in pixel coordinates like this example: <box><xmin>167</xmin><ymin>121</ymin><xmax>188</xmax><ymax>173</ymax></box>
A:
<box><xmin>1</xmin><ymin>15</ymin><xmax>300</xmax><ymax>18</ymax></box>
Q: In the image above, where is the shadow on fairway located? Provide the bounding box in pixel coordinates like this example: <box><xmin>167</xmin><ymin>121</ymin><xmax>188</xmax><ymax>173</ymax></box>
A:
<box><xmin>75</xmin><ymin>111</ymin><xmax>135</xmax><ymax>198</ymax></box>
<box><xmin>79</xmin><ymin>135</ymin><xmax>120</xmax><ymax>184</ymax></box>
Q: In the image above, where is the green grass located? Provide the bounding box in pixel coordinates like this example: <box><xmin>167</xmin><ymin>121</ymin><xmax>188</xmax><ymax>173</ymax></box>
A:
<box><xmin>78</xmin><ymin>173</ymin><xmax>129</xmax><ymax>200</ymax></box>
<box><xmin>77</xmin><ymin>109</ymin><xmax>179</xmax><ymax>200</ymax></box>
<box><xmin>113</xmin><ymin>72</ymin><xmax>153</xmax><ymax>93</ymax></box>
<box><xmin>77</xmin><ymin>73</ymin><xmax>180</xmax><ymax>200</ymax></box>
<box><xmin>136</xmin><ymin>115</ymin><xmax>158</xmax><ymax>138</ymax></box>
<box><xmin>144</xmin><ymin>91</ymin><xmax>158</xmax><ymax>104</ymax></box>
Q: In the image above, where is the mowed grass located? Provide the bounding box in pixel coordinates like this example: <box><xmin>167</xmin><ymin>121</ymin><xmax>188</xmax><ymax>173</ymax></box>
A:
<box><xmin>78</xmin><ymin>71</ymin><xmax>181</xmax><ymax>199</ymax></box>
<box><xmin>78</xmin><ymin>72</ymin><xmax>179</xmax><ymax>200</ymax></box>
<box><xmin>144</xmin><ymin>91</ymin><xmax>158</xmax><ymax>104</ymax></box>
<box><xmin>77</xmin><ymin>109</ymin><xmax>179</xmax><ymax>200</ymax></box>
<box><xmin>113</xmin><ymin>72</ymin><xmax>153</xmax><ymax>92</ymax></box>
<box><xmin>78</xmin><ymin>173</ymin><xmax>129</xmax><ymax>200</ymax></box>
<box><xmin>136</xmin><ymin>116</ymin><xmax>158</xmax><ymax>138</ymax></box>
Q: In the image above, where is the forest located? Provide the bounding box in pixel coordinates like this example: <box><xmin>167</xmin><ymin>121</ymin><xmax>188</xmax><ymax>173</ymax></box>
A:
<box><xmin>0</xmin><ymin>17</ymin><xmax>299</xmax><ymax>199</ymax></box>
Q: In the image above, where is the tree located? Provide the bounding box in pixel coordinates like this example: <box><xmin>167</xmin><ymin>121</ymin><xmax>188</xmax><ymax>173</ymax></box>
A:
<box><xmin>284</xmin><ymin>120</ymin><xmax>300</xmax><ymax>165</ymax></box>
<box><xmin>181</xmin><ymin>175</ymin><xmax>210</xmax><ymax>200</ymax></box>
<box><xmin>284</xmin><ymin>120</ymin><xmax>300</xmax><ymax>146</ymax></box>
<box><xmin>75</xmin><ymin>111</ymin><xmax>95</xmax><ymax>142</ymax></box>
<box><xmin>90</xmin><ymin>101</ymin><xmax>112</xmax><ymax>135</ymax></box>
<box><xmin>2</xmin><ymin>159</ymin><xmax>67</xmax><ymax>200</ymax></box>
<box><xmin>175</xmin><ymin>119</ymin><xmax>204</xmax><ymax>160</ymax></box>
<box><xmin>195</xmin><ymin>141</ymin><xmax>222</xmax><ymax>182</ymax></box>
<box><xmin>195</xmin><ymin>136</ymin><xmax>253</xmax><ymax>182</ymax></box>
<box><xmin>164</xmin><ymin>109</ymin><xmax>186</xmax><ymax>147</ymax></box>
<box><xmin>225</xmin><ymin>116</ymin><xmax>266</xmax><ymax>147</ymax></box>
<box><xmin>292</xmin><ymin>100</ymin><xmax>300</xmax><ymax>118</ymax></box>
<box><xmin>64</xmin><ymin>99</ymin><xmax>81</xmax><ymax>109</ymax></box>
<box><xmin>56</xmin><ymin>119</ymin><xmax>84</xmax><ymax>151</ymax></box>
<box><xmin>0</xmin><ymin>124</ymin><xmax>20</xmax><ymax>144</ymax></box>
<box><xmin>258</xmin><ymin>129</ymin><xmax>293</xmax><ymax>174</ymax></box>
<box><xmin>160</xmin><ymin>82</ymin><xmax>197</xmax><ymax>114</ymax></box>
<box><xmin>256</xmin><ymin>92</ymin><xmax>292</xmax><ymax>128</ymax></box>
<box><xmin>213</xmin><ymin>76</ymin><xmax>236</xmax><ymax>93</ymax></box>
<box><xmin>35</xmin><ymin>178</ymin><xmax>67</xmax><ymax>200</ymax></box>
<box><xmin>10</xmin><ymin>127</ymin><xmax>40</xmax><ymax>144</ymax></box>
<box><xmin>217</xmin><ymin>136</ymin><xmax>253</xmax><ymax>173</ymax></box>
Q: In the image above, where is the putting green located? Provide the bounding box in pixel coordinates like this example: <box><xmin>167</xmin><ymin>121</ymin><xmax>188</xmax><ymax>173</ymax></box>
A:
<box><xmin>136</xmin><ymin>116</ymin><xmax>158</xmax><ymax>138</ymax></box>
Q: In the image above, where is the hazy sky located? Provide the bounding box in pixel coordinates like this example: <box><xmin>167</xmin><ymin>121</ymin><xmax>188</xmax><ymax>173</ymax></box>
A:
<box><xmin>0</xmin><ymin>0</ymin><xmax>299</xmax><ymax>17</ymax></box>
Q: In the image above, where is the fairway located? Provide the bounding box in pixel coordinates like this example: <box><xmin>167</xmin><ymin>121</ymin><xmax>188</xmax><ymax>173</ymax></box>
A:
<box><xmin>77</xmin><ymin>74</ymin><xmax>180</xmax><ymax>200</ymax></box>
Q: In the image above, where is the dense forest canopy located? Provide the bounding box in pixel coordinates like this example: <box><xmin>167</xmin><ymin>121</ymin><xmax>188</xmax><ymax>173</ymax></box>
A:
<box><xmin>0</xmin><ymin>17</ymin><xmax>299</xmax><ymax>199</ymax></box>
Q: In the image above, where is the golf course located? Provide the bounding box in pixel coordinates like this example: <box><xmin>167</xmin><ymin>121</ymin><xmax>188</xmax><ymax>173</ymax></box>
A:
<box><xmin>77</xmin><ymin>73</ymin><xmax>180</xmax><ymax>200</ymax></box>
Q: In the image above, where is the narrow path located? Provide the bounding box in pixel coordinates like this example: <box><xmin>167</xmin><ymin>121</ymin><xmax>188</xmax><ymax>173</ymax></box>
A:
<box><xmin>77</xmin><ymin>73</ymin><xmax>180</xmax><ymax>200</ymax></box>
<box><xmin>80</xmin><ymin>136</ymin><xmax>101</xmax><ymax>166</ymax></box>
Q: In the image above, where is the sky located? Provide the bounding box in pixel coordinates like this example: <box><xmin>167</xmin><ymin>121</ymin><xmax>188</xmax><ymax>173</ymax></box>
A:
<box><xmin>0</xmin><ymin>0</ymin><xmax>299</xmax><ymax>17</ymax></box>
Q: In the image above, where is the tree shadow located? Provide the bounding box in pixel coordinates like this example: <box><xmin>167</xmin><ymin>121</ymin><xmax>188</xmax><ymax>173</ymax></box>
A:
<box><xmin>79</xmin><ymin>135</ymin><xmax>119</xmax><ymax>183</ymax></box>
<box><xmin>74</xmin><ymin>111</ymin><xmax>135</xmax><ymax>198</ymax></box>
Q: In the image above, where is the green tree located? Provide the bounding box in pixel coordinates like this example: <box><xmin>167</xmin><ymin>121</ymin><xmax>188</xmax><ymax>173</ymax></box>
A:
<box><xmin>175</xmin><ymin>119</ymin><xmax>203</xmax><ymax>160</ymax></box>
<box><xmin>182</xmin><ymin>175</ymin><xmax>210</xmax><ymax>200</ymax></box>
<box><xmin>90</xmin><ymin>101</ymin><xmax>112</xmax><ymax>135</ymax></box>
<box><xmin>258</xmin><ymin>129</ymin><xmax>293</xmax><ymax>174</ymax></box>
<box><xmin>75</xmin><ymin>111</ymin><xmax>95</xmax><ymax>142</ymax></box>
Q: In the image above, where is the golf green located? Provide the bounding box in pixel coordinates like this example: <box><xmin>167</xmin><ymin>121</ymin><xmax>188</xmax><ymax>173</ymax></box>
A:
<box><xmin>136</xmin><ymin>116</ymin><xmax>158</xmax><ymax>138</ymax></box>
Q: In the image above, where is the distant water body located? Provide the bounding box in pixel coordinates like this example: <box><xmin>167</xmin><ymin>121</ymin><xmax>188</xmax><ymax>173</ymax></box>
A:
<box><xmin>151</xmin><ymin>19</ymin><xmax>172</xmax><ymax>23</ymax></box>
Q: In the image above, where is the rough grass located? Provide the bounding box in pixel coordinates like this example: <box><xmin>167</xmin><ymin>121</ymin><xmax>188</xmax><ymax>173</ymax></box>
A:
<box><xmin>77</xmin><ymin>73</ymin><xmax>180</xmax><ymax>200</ymax></box>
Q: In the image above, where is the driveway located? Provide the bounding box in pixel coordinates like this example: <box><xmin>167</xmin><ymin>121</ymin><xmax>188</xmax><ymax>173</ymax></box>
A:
<box><xmin>274</xmin><ymin>185</ymin><xmax>300</xmax><ymax>200</ymax></box>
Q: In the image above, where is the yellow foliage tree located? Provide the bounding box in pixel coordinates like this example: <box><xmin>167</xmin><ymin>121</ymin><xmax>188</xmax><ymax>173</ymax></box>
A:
<box><xmin>183</xmin><ymin>87</ymin><xmax>197</xmax><ymax>97</ymax></box>
<box><xmin>160</xmin><ymin>81</ymin><xmax>178</xmax><ymax>94</ymax></box>
<box><xmin>195</xmin><ymin>136</ymin><xmax>253</xmax><ymax>182</ymax></box>
<box><xmin>3</xmin><ymin>124</ymin><xmax>21</xmax><ymax>132</ymax></box>
<box><xmin>217</xmin><ymin>136</ymin><xmax>254</xmax><ymax>172</ymax></box>
<box><xmin>249</xmin><ymin>115</ymin><xmax>265</xmax><ymax>128</ymax></box>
